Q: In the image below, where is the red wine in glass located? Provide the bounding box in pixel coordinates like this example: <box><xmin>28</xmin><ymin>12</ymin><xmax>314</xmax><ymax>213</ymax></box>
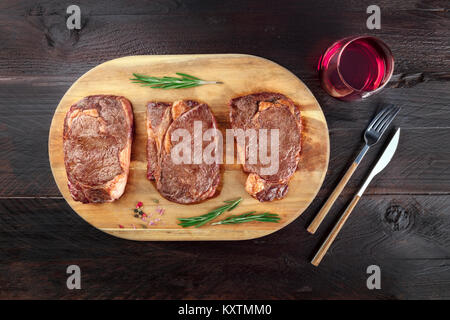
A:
<box><xmin>318</xmin><ymin>36</ymin><xmax>394</xmax><ymax>100</ymax></box>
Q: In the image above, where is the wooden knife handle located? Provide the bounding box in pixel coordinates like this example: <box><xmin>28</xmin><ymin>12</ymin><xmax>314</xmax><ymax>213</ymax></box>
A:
<box><xmin>311</xmin><ymin>195</ymin><xmax>361</xmax><ymax>267</ymax></box>
<box><xmin>307</xmin><ymin>161</ymin><xmax>358</xmax><ymax>234</ymax></box>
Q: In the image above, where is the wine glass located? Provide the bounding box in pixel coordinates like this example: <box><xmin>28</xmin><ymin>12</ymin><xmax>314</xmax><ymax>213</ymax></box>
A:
<box><xmin>318</xmin><ymin>35</ymin><xmax>394</xmax><ymax>100</ymax></box>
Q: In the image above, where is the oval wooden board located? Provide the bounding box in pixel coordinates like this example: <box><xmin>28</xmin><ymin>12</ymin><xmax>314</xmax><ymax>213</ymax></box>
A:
<box><xmin>49</xmin><ymin>54</ymin><xmax>329</xmax><ymax>241</ymax></box>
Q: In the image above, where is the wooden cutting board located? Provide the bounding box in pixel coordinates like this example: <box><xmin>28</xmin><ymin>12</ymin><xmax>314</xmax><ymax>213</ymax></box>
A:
<box><xmin>48</xmin><ymin>54</ymin><xmax>329</xmax><ymax>241</ymax></box>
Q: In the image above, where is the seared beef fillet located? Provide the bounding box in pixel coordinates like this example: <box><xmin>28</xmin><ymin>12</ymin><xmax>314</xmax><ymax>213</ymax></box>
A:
<box><xmin>63</xmin><ymin>95</ymin><xmax>133</xmax><ymax>203</ymax></box>
<box><xmin>147</xmin><ymin>100</ymin><xmax>220</xmax><ymax>204</ymax></box>
<box><xmin>229</xmin><ymin>92</ymin><xmax>302</xmax><ymax>202</ymax></box>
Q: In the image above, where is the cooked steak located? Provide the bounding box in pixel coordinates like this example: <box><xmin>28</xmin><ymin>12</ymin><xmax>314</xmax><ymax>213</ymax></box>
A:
<box><xmin>63</xmin><ymin>95</ymin><xmax>134</xmax><ymax>203</ymax></box>
<box><xmin>147</xmin><ymin>100</ymin><xmax>220</xmax><ymax>204</ymax></box>
<box><xmin>229</xmin><ymin>92</ymin><xmax>302</xmax><ymax>202</ymax></box>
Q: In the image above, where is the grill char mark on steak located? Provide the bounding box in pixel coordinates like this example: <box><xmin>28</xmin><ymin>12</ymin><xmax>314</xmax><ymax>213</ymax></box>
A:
<box><xmin>229</xmin><ymin>92</ymin><xmax>302</xmax><ymax>202</ymax></box>
<box><xmin>63</xmin><ymin>95</ymin><xmax>134</xmax><ymax>203</ymax></box>
<box><xmin>147</xmin><ymin>100</ymin><xmax>220</xmax><ymax>204</ymax></box>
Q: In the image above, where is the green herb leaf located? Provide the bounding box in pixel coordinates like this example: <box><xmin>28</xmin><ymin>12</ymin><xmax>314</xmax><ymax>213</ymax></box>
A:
<box><xmin>130</xmin><ymin>73</ymin><xmax>222</xmax><ymax>89</ymax></box>
<box><xmin>211</xmin><ymin>212</ymin><xmax>281</xmax><ymax>225</ymax></box>
<box><xmin>176</xmin><ymin>72</ymin><xmax>201</xmax><ymax>80</ymax></box>
<box><xmin>177</xmin><ymin>198</ymin><xmax>242</xmax><ymax>228</ymax></box>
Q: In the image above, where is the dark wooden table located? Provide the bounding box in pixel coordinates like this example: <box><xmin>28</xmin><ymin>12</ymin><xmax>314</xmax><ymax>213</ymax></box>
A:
<box><xmin>0</xmin><ymin>0</ymin><xmax>449</xmax><ymax>299</ymax></box>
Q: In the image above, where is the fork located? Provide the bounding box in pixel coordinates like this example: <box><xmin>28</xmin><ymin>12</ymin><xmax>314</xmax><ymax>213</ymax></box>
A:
<box><xmin>307</xmin><ymin>105</ymin><xmax>401</xmax><ymax>234</ymax></box>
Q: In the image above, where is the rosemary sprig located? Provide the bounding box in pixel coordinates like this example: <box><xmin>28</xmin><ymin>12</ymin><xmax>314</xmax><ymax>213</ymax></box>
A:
<box><xmin>130</xmin><ymin>72</ymin><xmax>223</xmax><ymax>89</ymax></box>
<box><xmin>211</xmin><ymin>212</ymin><xmax>281</xmax><ymax>225</ymax></box>
<box><xmin>178</xmin><ymin>198</ymin><xmax>242</xmax><ymax>228</ymax></box>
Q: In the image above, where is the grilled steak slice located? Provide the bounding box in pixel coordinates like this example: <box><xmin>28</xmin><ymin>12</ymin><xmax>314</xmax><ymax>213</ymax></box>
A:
<box><xmin>63</xmin><ymin>95</ymin><xmax>134</xmax><ymax>203</ymax></box>
<box><xmin>147</xmin><ymin>100</ymin><xmax>220</xmax><ymax>204</ymax></box>
<box><xmin>229</xmin><ymin>92</ymin><xmax>302</xmax><ymax>202</ymax></box>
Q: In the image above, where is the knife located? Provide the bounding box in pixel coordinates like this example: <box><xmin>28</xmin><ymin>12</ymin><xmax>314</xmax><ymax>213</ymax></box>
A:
<box><xmin>311</xmin><ymin>128</ymin><xmax>401</xmax><ymax>267</ymax></box>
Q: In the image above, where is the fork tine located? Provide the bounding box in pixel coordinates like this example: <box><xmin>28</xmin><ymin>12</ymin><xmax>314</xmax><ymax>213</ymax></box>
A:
<box><xmin>373</xmin><ymin>107</ymin><xmax>396</xmax><ymax>131</ymax></box>
<box><xmin>377</xmin><ymin>107</ymin><xmax>400</xmax><ymax>133</ymax></box>
<box><xmin>371</xmin><ymin>105</ymin><xmax>398</xmax><ymax>130</ymax></box>
<box><xmin>367</xmin><ymin>106</ymin><xmax>391</xmax><ymax>130</ymax></box>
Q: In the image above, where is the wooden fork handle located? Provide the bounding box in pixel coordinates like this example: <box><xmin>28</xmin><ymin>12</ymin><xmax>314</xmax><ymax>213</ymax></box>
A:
<box><xmin>311</xmin><ymin>195</ymin><xmax>361</xmax><ymax>267</ymax></box>
<box><xmin>307</xmin><ymin>161</ymin><xmax>359</xmax><ymax>234</ymax></box>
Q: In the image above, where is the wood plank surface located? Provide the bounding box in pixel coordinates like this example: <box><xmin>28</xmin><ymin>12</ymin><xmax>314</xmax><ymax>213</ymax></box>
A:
<box><xmin>1</xmin><ymin>195</ymin><xmax>450</xmax><ymax>299</ymax></box>
<box><xmin>0</xmin><ymin>1</ymin><xmax>448</xmax><ymax>77</ymax></box>
<box><xmin>1</xmin><ymin>79</ymin><xmax>449</xmax><ymax>197</ymax></box>
<box><xmin>0</xmin><ymin>0</ymin><xmax>449</xmax><ymax>299</ymax></box>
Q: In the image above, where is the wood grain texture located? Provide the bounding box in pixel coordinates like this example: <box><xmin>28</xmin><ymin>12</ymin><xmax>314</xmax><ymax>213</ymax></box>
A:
<box><xmin>0</xmin><ymin>0</ymin><xmax>448</xmax><ymax>78</ymax></box>
<box><xmin>1</xmin><ymin>195</ymin><xmax>450</xmax><ymax>299</ymax></box>
<box><xmin>3</xmin><ymin>101</ymin><xmax>448</xmax><ymax>198</ymax></box>
<box><xmin>0</xmin><ymin>0</ymin><xmax>449</xmax><ymax>299</ymax></box>
<box><xmin>48</xmin><ymin>54</ymin><xmax>329</xmax><ymax>240</ymax></box>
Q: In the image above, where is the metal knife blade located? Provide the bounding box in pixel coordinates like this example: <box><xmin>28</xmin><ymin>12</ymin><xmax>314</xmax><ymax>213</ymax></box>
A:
<box><xmin>357</xmin><ymin>128</ymin><xmax>401</xmax><ymax>197</ymax></box>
